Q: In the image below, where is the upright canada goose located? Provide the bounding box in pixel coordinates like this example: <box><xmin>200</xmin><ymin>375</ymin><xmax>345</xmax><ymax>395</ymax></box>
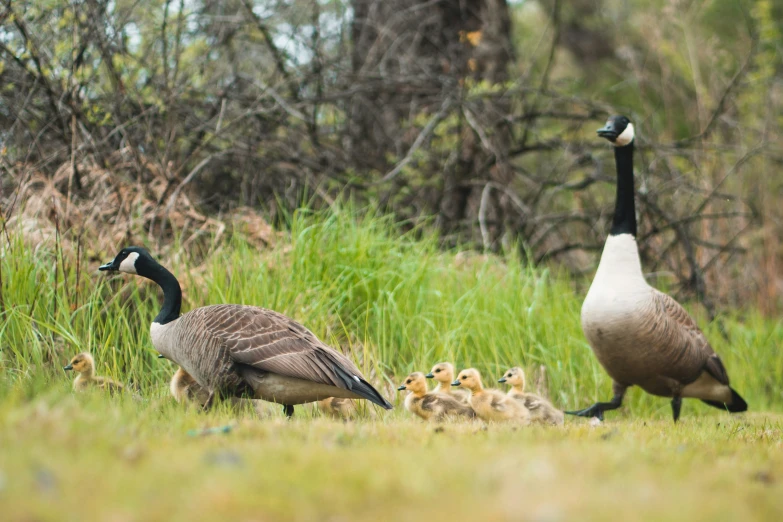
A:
<box><xmin>452</xmin><ymin>369</ymin><xmax>530</xmax><ymax>424</ymax></box>
<box><xmin>568</xmin><ymin>115</ymin><xmax>747</xmax><ymax>422</ymax></box>
<box><xmin>425</xmin><ymin>362</ymin><xmax>470</xmax><ymax>404</ymax></box>
<box><xmin>499</xmin><ymin>367</ymin><xmax>564</xmax><ymax>426</ymax></box>
<box><xmin>397</xmin><ymin>372</ymin><xmax>475</xmax><ymax>421</ymax></box>
<box><xmin>64</xmin><ymin>353</ymin><xmax>124</xmax><ymax>393</ymax></box>
<box><xmin>99</xmin><ymin>247</ymin><xmax>392</xmax><ymax>416</ymax></box>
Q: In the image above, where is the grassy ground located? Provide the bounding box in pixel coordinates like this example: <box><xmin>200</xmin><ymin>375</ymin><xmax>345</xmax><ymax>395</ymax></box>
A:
<box><xmin>1</xmin><ymin>208</ymin><xmax>782</xmax><ymax>520</ymax></box>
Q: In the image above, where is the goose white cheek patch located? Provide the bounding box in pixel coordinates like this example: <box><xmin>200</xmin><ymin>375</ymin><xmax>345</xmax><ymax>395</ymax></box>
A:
<box><xmin>119</xmin><ymin>252</ymin><xmax>140</xmax><ymax>274</ymax></box>
<box><xmin>614</xmin><ymin>123</ymin><xmax>635</xmax><ymax>147</ymax></box>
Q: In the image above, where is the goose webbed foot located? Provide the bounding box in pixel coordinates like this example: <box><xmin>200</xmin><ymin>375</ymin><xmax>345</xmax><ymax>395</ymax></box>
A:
<box><xmin>283</xmin><ymin>404</ymin><xmax>294</xmax><ymax>418</ymax></box>
<box><xmin>671</xmin><ymin>396</ymin><xmax>682</xmax><ymax>423</ymax></box>
<box><xmin>565</xmin><ymin>393</ymin><xmax>625</xmax><ymax>421</ymax></box>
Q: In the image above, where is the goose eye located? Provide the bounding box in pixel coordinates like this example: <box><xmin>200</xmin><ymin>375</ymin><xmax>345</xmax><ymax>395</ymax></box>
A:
<box><xmin>406</xmin><ymin>380</ymin><xmax>411</xmax><ymax>384</ymax></box>
<box><xmin>435</xmin><ymin>369</ymin><xmax>441</xmax><ymax>373</ymax></box>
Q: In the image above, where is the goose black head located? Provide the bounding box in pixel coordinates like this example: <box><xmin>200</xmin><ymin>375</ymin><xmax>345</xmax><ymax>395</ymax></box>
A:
<box><xmin>597</xmin><ymin>115</ymin><xmax>634</xmax><ymax>147</ymax></box>
<box><xmin>99</xmin><ymin>247</ymin><xmax>155</xmax><ymax>276</ymax></box>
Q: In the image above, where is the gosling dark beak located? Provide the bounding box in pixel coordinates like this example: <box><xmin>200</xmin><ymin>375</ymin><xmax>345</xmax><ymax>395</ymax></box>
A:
<box><xmin>63</xmin><ymin>364</ymin><xmax>73</xmax><ymax>371</ymax></box>
<box><xmin>397</xmin><ymin>385</ymin><xmax>407</xmax><ymax>391</ymax></box>
<box><xmin>157</xmin><ymin>354</ymin><xmax>165</xmax><ymax>359</ymax></box>
<box><xmin>498</xmin><ymin>377</ymin><xmax>507</xmax><ymax>383</ymax></box>
<box><xmin>425</xmin><ymin>373</ymin><xmax>434</xmax><ymax>379</ymax></box>
<box><xmin>451</xmin><ymin>380</ymin><xmax>461</xmax><ymax>386</ymax></box>
<box><xmin>596</xmin><ymin>122</ymin><xmax>618</xmax><ymax>141</ymax></box>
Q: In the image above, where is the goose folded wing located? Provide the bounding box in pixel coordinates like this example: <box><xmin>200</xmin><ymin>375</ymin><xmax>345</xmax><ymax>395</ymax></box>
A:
<box><xmin>651</xmin><ymin>290</ymin><xmax>720</xmax><ymax>378</ymax></box>
<box><xmin>199</xmin><ymin>305</ymin><xmax>363</xmax><ymax>389</ymax></box>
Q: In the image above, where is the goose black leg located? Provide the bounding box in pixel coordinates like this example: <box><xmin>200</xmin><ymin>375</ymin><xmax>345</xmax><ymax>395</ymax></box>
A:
<box><xmin>283</xmin><ymin>404</ymin><xmax>294</xmax><ymax>418</ymax></box>
<box><xmin>671</xmin><ymin>396</ymin><xmax>682</xmax><ymax>423</ymax></box>
<box><xmin>565</xmin><ymin>383</ymin><xmax>627</xmax><ymax>421</ymax></box>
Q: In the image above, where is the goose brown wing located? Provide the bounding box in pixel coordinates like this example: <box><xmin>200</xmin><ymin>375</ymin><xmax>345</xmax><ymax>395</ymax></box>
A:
<box><xmin>650</xmin><ymin>290</ymin><xmax>720</xmax><ymax>382</ymax></box>
<box><xmin>195</xmin><ymin>305</ymin><xmax>363</xmax><ymax>388</ymax></box>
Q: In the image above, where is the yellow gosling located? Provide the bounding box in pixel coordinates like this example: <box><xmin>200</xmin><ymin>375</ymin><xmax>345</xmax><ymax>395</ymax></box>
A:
<box><xmin>453</xmin><ymin>368</ymin><xmax>530</xmax><ymax>425</ymax></box>
<box><xmin>317</xmin><ymin>397</ymin><xmax>356</xmax><ymax>420</ymax></box>
<box><xmin>170</xmin><ymin>367</ymin><xmax>211</xmax><ymax>406</ymax></box>
<box><xmin>63</xmin><ymin>353</ymin><xmax>124</xmax><ymax>394</ymax></box>
<box><xmin>397</xmin><ymin>372</ymin><xmax>475</xmax><ymax>421</ymax></box>
<box><xmin>425</xmin><ymin>362</ymin><xmax>470</xmax><ymax>404</ymax></box>
<box><xmin>499</xmin><ymin>367</ymin><xmax>564</xmax><ymax>426</ymax></box>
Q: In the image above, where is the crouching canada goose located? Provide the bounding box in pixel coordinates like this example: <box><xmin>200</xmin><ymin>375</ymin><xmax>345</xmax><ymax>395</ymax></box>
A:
<box><xmin>499</xmin><ymin>367</ymin><xmax>564</xmax><ymax>426</ymax></box>
<box><xmin>397</xmin><ymin>372</ymin><xmax>475</xmax><ymax>421</ymax></box>
<box><xmin>64</xmin><ymin>353</ymin><xmax>124</xmax><ymax>394</ymax></box>
<box><xmin>453</xmin><ymin>369</ymin><xmax>530</xmax><ymax>425</ymax></box>
<box><xmin>99</xmin><ymin>247</ymin><xmax>393</xmax><ymax>417</ymax></box>
<box><xmin>425</xmin><ymin>362</ymin><xmax>470</xmax><ymax>404</ymax></box>
<box><xmin>568</xmin><ymin>115</ymin><xmax>747</xmax><ymax>422</ymax></box>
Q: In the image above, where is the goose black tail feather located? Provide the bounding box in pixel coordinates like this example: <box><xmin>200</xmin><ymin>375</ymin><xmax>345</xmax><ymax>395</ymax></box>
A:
<box><xmin>701</xmin><ymin>387</ymin><xmax>748</xmax><ymax>413</ymax></box>
<box><xmin>333</xmin><ymin>365</ymin><xmax>393</xmax><ymax>409</ymax></box>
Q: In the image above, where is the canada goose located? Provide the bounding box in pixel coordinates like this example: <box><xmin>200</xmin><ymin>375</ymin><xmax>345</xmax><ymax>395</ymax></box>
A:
<box><xmin>99</xmin><ymin>247</ymin><xmax>393</xmax><ymax>417</ymax></box>
<box><xmin>568</xmin><ymin>115</ymin><xmax>748</xmax><ymax>422</ymax></box>
<box><xmin>317</xmin><ymin>397</ymin><xmax>356</xmax><ymax>420</ymax></box>
<box><xmin>63</xmin><ymin>353</ymin><xmax>124</xmax><ymax>393</ymax></box>
<box><xmin>425</xmin><ymin>362</ymin><xmax>470</xmax><ymax>404</ymax></box>
<box><xmin>452</xmin><ymin>369</ymin><xmax>530</xmax><ymax>424</ymax></box>
<box><xmin>499</xmin><ymin>367</ymin><xmax>564</xmax><ymax>426</ymax></box>
<box><xmin>397</xmin><ymin>372</ymin><xmax>475</xmax><ymax>421</ymax></box>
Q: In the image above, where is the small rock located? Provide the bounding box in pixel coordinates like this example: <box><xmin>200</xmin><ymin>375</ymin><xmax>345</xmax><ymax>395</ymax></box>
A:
<box><xmin>203</xmin><ymin>450</ymin><xmax>244</xmax><ymax>468</ymax></box>
<box><xmin>753</xmin><ymin>471</ymin><xmax>774</xmax><ymax>485</ymax></box>
<box><xmin>35</xmin><ymin>467</ymin><xmax>58</xmax><ymax>493</ymax></box>
<box><xmin>433</xmin><ymin>426</ymin><xmax>445</xmax><ymax>434</ymax></box>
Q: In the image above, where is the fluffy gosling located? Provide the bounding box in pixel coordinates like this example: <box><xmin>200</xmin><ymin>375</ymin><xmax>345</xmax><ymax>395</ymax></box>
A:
<box><xmin>453</xmin><ymin>368</ymin><xmax>530</xmax><ymax>425</ymax></box>
<box><xmin>426</xmin><ymin>362</ymin><xmax>470</xmax><ymax>404</ymax></box>
<box><xmin>398</xmin><ymin>372</ymin><xmax>475</xmax><ymax>421</ymax></box>
<box><xmin>317</xmin><ymin>397</ymin><xmax>356</xmax><ymax>420</ymax></box>
<box><xmin>63</xmin><ymin>353</ymin><xmax>124</xmax><ymax>394</ymax></box>
<box><xmin>170</xmin><ymin>367</ymin><xmax>211</xmax><ymax>406</ymax></box>
<box><xmin>499</xmin><ymin>367</ymin><xmax>564</xmax><ymax>426</ymax></box>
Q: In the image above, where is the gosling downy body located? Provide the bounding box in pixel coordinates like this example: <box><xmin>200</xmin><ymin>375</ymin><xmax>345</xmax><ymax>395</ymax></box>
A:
<box><xmin>170</xmin><ymin>367</ymin><xmax>212</xmax><ymax>406</ymax></box>
<box><xmin>453</xmin><ymin>369</ymin><xmax>529</xmax><ymax>425</ymax></box>
<box><xmin>499</xmin><ymin>367</ymin><xmax>564</xmax><ymax>426</ymax></box>
<box><xmin>570</xmin><ymin>116</ymin><xmax>747</xmax><ymax>422</ymax></box>
<box><xmin>64</xmin><ymin>353</ymin><xmax>124</xmax><ymax>394</ymax></box>
<box><xmin>99</xmin><ymin>247</ymin><xmax>393</xmax><ymax>417</ymax></box>
<box><xmin>397</xmin><ymin>372</ymin><xmax>475</xmax><ymax>421</ymax></box>
<box><xmin>317</xmin><ymin>397</ymin><xmax>356</xmax><ymax>420</ymax></box>
<box><xmin>425</xmin><ymin>362</ymin><xmax>470</xmax><ymax>404</ymax></box>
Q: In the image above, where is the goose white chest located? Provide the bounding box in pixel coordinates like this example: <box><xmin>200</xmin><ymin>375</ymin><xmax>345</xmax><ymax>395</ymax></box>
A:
<box><xmin>581</xmin><ymin>234</ymin><xmax>653</xmax><ymax>351</ymax></box>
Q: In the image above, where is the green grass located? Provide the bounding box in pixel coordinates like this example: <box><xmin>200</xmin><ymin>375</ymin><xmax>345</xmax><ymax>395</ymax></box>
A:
<box><xmin>1</xmin><ymin>207</ymin><xmax>782</xmax><ymax>520</ymax></box>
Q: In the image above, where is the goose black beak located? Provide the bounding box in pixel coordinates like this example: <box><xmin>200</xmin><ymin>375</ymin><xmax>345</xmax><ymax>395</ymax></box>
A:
<box><xmin>498</xmin><ymin>377</ymin><xmax>507</xmax><ymax>383</ymax></box>
<box><xmin>451</xmin><ymin>380</ymin><xmax>461</xmax><ymax>386</ymax></box>
<box><xmin>596</xmin><ymin>122</ymin><xmax>619</xmax><ymax>141</ymax></box>
<box><xmin>425</xmin><ymin>373</ymin><xmax>434</xmax><ymax>379</ymax></box>
<box><xmin>99</xmin><ymin>260</ymin><xmax>117</xmax><ymax>271</ymax></box>
<box><xmin>157</xmin><ymin>354</ymin><xmax>166</xmax><ymax>359</ymax></box>
<box><xmin>397</xmin><ymin>385</ymin><xmax>407</xmax><ymax>391</ymax></box>
<box><xmin>63</xmin><ymin>364</ymin><xmax>73</xmax><ymax>371</ymax></box>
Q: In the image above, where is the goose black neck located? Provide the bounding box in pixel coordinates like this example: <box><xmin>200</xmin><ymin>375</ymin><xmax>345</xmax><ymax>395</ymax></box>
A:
<box><xmin>610</xmin><ymin>142</ymin><xmax>637</xmax><ymax>237</ymax></box>
<box><xmin>144</xmin><ymin>263</ymin><xmax>182</xmax><ymax>325</ymax></box>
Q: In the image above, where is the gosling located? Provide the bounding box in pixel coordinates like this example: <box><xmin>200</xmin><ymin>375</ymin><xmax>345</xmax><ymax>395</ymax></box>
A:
<box><xmin>170</xmin><ymin>367</ymin><xmax>211</xmax><ymax>406</ymax></box>
<box><xmin>317</xmin><ymin>397</ymin><xmax>356</xmax><ymax>420</ymax></box>
<box><xmin>426</xmin><ymin>362</ymin><xmax>470</xmax><ymax>404</ymax></box>
<box><xmin>499</xmin><ymin>367</ymin><xmax>564</xmax><ymax>426</ymax></box>
<box><xmin>63</xmin><ymin>353</ymin><xmax>124</xmax><ymax>394</ymax></box>
<box><xmin>453</xmin><ymin>368</ymin><xmax>530</xmax><ymax>425</ymax></box>
<box><xmin>398</xmin><ymin>372</ymin><xmax>475</xmax><ymax>421</ymax></box>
